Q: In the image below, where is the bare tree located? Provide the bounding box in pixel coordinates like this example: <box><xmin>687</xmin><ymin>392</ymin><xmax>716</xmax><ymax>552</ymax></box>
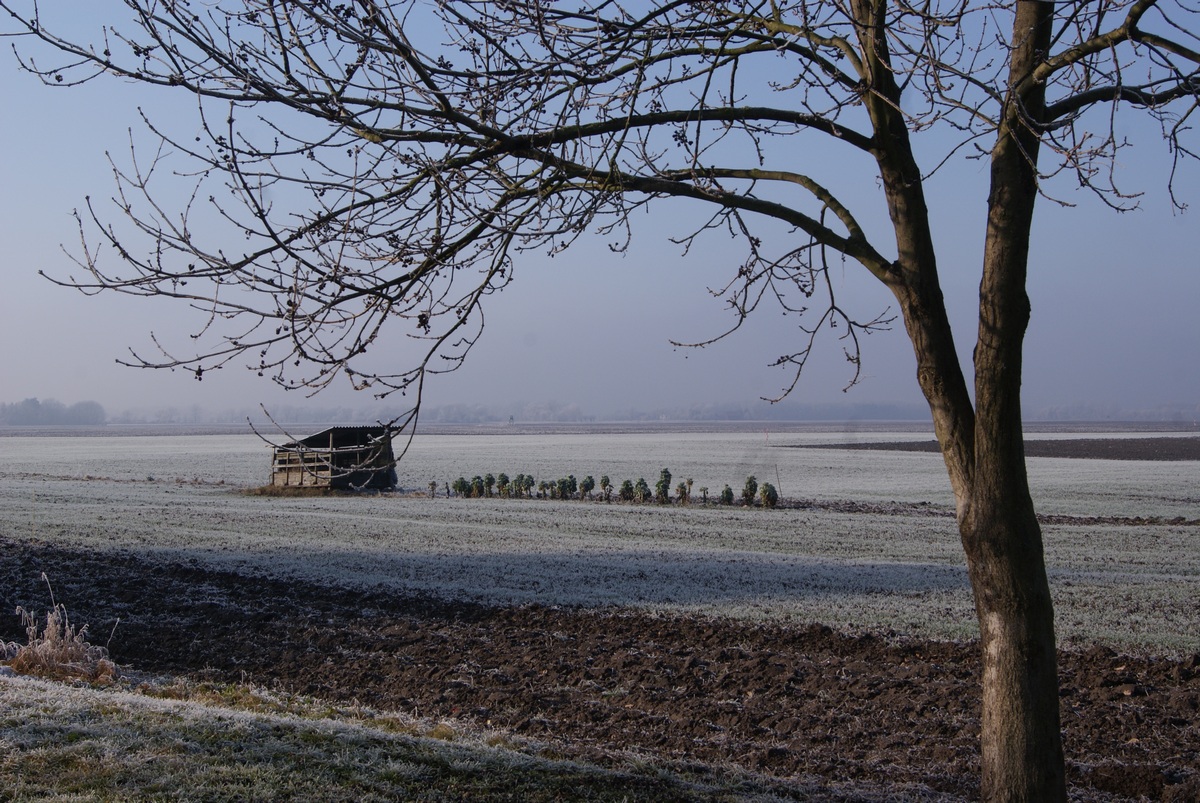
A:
<box><xmin>4</xmin><ymin>1</ymin><xmax>1198</xmax><ymax>797</ymax></box>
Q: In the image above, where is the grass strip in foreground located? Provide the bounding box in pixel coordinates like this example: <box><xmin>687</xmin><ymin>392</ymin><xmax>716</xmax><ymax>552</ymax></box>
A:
<box><xmin>1</xmin><ymin>675</ymin><xmax>951</xmax><ymax>802</ymax></box>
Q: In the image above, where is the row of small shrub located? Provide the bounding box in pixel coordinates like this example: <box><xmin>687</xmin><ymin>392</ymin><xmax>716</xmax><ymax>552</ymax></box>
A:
<box><xmin>432</xmin><ymin>468</ymin><xmax>780</xmax><ymax>508</ymax></box>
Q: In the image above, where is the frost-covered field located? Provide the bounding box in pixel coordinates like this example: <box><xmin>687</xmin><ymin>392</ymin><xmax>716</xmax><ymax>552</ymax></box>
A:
<box><xmin>2</xmin><ymin>428</ymin><xmax>1197</xmax><ymax>653</ymax></box>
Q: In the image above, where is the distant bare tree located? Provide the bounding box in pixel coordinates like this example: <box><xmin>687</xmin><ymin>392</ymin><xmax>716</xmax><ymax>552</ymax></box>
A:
<box><xmin>5</xmin><ymin>1</ymin><xmax>1198</xmax><ymax>797</ymax></box>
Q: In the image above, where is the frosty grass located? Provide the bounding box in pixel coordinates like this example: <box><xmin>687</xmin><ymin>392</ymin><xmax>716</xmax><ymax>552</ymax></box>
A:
<box><xmin>2</xmin><ymin>428</ymin><xmax>1197</xmax><ymax>654</ymax></box>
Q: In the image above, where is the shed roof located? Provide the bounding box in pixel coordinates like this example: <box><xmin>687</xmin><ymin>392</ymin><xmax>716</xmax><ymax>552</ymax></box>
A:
<box><xmin>282</xmin><ymin>426</ymin><xmax>392</xmax><ymax>450</ymax></box>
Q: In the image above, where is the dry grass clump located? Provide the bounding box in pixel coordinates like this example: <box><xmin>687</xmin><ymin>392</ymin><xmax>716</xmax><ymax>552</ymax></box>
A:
<box><xmin>3</xmin><ymin>574</ymin><xmax>119</xmax><ymax>685</ymax></box>
<box><xmin>242</xmin><ymin>484</ymin><xmax>339</xmax><ymax>497</ymax></box>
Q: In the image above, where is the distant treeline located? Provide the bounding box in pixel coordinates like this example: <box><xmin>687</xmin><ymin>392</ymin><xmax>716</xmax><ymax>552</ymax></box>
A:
<box><xmin>0</xmin><ymin>398</ymin><xmax>107</xmax><ymax>426</ymax></box>
<box><xmin>51</xmin><ymin>397</ymin><xmax>1194</xmax><ymax>427</ymax></box>
<box><xmin>101</xmin><ymin>400</ymin><xmax>930</xmax><ymax>426</ymax></box>
<box><xmin>1033</xmin><ymin>402</ymin><xmax>1200</xmax><ymax>423</ymax></box>
<box><xmin>609</xmin><ymin>401</ymin><xmax>931</xmax><ymax>422</ymax></box>
<box><xmin>103</xmin><ymin>399</ymin><xmax>936</xmax><ymax>425</ymax></box>
<box><xmin>417</xmin><ymin>400</ymin><xmax>931</xmax><ymax>424</ymax></box>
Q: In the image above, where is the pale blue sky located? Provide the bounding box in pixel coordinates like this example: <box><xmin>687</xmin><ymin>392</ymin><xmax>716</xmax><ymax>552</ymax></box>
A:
<box><xmin>2</xmin><ymin>6</ymin><xmax>1197</xmax><ymax>421</ymax></box>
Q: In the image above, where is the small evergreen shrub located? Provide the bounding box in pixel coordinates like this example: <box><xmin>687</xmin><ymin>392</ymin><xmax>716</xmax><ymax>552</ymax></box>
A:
<box><xmin>633</xmin><ymin>478</ymin><xmax>651</xmax><ymax>503</ymax></box>
<box><xmin>655</xmin><ymin>468</ymin><xmax>672</xmax><ymax>504</ymax></box>
<box><xmin>742</xmin><ymin>476</ymin><xmax>758</xmax><ymax>506</ymax></box>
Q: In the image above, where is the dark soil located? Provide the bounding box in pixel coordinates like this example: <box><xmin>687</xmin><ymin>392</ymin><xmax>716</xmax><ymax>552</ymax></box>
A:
<box><xmin>2</xmin><ymin>537</ymin><xmax>1198</xmax><ymax>801</ymax></box>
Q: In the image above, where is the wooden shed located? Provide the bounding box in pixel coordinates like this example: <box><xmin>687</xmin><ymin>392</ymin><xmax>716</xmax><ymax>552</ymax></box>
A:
<box><xmin>270</xmin><ymin>426</ymin><xmax>397</xmax><ymax>489</ymax></box>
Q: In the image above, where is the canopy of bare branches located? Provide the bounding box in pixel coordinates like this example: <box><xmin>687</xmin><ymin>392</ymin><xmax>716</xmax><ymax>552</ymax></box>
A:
<box><xmin>3</xmin><ymin>0</ymin><xmax>1197</xmax><ymax>411</ymax></box>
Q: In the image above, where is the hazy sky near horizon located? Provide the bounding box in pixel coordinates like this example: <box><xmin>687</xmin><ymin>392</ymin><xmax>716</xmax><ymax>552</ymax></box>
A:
<box><xmin>2</xmin><ymin>6</ymin><xmax>1198</xmax><ymax>421</ymax></box>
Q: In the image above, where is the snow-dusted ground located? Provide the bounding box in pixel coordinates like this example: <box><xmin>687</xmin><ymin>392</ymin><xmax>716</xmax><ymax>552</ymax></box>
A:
<box><xmin>2</xmin><ymin>429</ymin><xmax>1197</xmax><ymax>652</ymax></box>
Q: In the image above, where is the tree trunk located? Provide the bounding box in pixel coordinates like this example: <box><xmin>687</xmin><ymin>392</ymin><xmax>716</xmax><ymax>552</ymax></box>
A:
<box><xmin>961</xmin><ymin>2</ymin><xmax>1065</xmax><ymax>798</ymax></box>
<box><xmin>859</xmin><ymin>0</ymin><xmax>1066</xmax><ymax>796</ymax></box>
<box><xmin>961</xmin><ymin>459</ymin><xmax>1064</xmax><ymax>800</ymax></box>
<box><xmin>965</xmin><ymin>227</ymin><xmax>1068</xmax><ymax>799</ymax></box>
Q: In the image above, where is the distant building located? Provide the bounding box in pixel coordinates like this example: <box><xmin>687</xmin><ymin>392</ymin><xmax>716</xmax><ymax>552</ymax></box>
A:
<box><xmin>270</xmin><ymin>426</ymin><xmax>397</xmax><ymax>489</ymax></box>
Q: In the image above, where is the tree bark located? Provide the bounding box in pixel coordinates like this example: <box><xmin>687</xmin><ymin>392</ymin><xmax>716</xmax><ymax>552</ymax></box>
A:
<box><xmin>961</xmin><ymin>466</ymin><xmax>1064</xmax><ymax>800</ymax></box>
<box><xmin>868</xmin><ymin>0</ymin><xmax>1067</xmax><ymax>797</ymax></box>
<box><xmin>850</xmin><ymin>0</ymin><xmax>976</xmax><ymax>514</ymax></box>
<box><xmin>961</xmin><ymin>2</ymin><xmax>1066</xmax><ymax>799</ymax></box>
